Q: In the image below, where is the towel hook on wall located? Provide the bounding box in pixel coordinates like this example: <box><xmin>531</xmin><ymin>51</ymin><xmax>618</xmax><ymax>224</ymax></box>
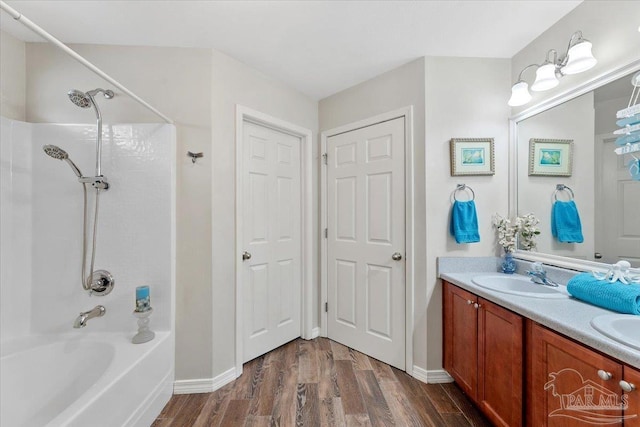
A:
<box><xmin>187</xmin><ymin>151</ymin><xmax>204</xmax><ymax>164</ymax></box>
<box><xmin>553</xmin><ymin>184</ymin><xmax>574</xmax><ymax>201</ymax></box>
<box><xmin>453</xmin><ymin>183</ymin><xmax>475</xmax><ymax>201</ymax></box>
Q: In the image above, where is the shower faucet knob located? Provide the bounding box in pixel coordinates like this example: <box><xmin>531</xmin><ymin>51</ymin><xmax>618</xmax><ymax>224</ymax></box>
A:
<box><xmin>87</xmin><ymin>270</ymin><xmax>115</xmax><ymax>296</ymax></box>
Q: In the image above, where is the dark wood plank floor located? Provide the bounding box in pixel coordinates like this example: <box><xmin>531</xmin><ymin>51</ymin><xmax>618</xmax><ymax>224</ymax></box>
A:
<box><xmin>154</xmin><ymin>338</ymin><xmax>491</xmax><ymax>426</ymax></box>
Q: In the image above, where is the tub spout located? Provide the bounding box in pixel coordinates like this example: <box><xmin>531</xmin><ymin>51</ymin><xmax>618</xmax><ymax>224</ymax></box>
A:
<box><xmin>73</xmin><ymin>305</ymin><xmax>106</xmax><ymax>328</ymax></box>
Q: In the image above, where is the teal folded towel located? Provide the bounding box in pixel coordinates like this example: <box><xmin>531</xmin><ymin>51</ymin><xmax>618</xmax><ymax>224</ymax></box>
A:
<box><xmin>551</xmin><ymin>200</ymin><xmax>584</xmax><ymax>243</ymax></box>
<box><xmin>617</xmin><ymin>113</ymin><xmax>640</xmax><ymax>127</ymax></box>
<box><xmin>615</xmin><ymin>131</ymin><xmax>640</xmax><ymax>146</ymax></box>
<box><xmin>567</xmin><ymin>273</ymin><xmax>640</xmax><ymax>315</ymax></box>
<box><xmin>450</xmin><ymin>200</ymin><xmax>480</xmax><ymax>244</ymax></box>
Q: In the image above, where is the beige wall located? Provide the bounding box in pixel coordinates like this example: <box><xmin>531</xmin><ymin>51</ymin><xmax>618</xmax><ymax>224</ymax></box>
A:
<box><xmin>424</xmin><ymin>57</ymin><xmax>511</xmax><ymax>370</ymax></box>
<box><xmin>210</xmin><ymin>49</ymin><xmax>319</xmax><ymax>378</ymax></box>
<box><xmin>0</xmin><ymin>30</ymin><xmax>26</xmax><ymax>120</ymax></box>
<box><xmin>511</xmin><ymin>1</ymin><xmax>640</xmax><ymax>116</ymax></box>
<box><xmin>319</xmin><ymin>58</ymin><xmax>428</xmax><ymax>370</ymax></box>
<box><xmin>23</xmin><ymin>43</ymin><xmax>214</xmax><ymax>380</ymax></box>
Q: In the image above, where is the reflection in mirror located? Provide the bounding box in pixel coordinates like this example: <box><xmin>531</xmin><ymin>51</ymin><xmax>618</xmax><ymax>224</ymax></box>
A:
<box><xmin>516</xmin><ymin>71</ymin><xmax>640</xmax><ymax>268</ymax></box>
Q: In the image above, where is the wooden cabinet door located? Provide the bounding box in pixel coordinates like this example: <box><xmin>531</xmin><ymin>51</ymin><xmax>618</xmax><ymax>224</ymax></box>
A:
<box><xmin>623</xmin><ymin>365</ymin><xmax>640</xmax><ymax>426</ymax></box>
<box><xmin>443</xmin><ymin>281</ymin><xmax>478</xmax><ymax>400</ymax></box>
<box><xmin>530</xmin><ymin>322</ymin><xmax>624</xmax><ymax>426</ymax></box>
<box><xmin>477</xmin><ymin>298</ymin><xmax>523</xmax><ymax>427</ymax></box>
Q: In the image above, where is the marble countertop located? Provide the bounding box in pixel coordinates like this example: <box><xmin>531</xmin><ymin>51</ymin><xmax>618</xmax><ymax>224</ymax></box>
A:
<box><xmin>440</xmin><ymin>271</ymin><xmax>640</xmax><ymax>368</ymax></box>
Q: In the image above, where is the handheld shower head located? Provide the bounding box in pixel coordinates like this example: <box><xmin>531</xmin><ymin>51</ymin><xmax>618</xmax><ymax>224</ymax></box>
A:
<box><xmin>43</xmin><ymin>144</ymin><xmax>69</xmax><ymax>159</ymax></box>
<box><xmin>43</xmin><ymin>145</ymin><xmax>83</xmax><ymax>178</ymax></box>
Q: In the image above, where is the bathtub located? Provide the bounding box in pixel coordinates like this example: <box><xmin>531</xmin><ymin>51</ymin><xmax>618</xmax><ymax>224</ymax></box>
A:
<box><xmin>0</xmin><ymin>331</ymin><xmax>173</xmax><ymax>427</ymax></box>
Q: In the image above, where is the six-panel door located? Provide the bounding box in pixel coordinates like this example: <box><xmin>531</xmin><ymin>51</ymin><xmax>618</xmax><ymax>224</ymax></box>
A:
<box><xmin>242</xmin><ymin>120</ymin><xmax>302</xmax><ymax>363</ymax></box>
<box><xmin>326</xmin><ymin>117</ymin><xmax>406</xmax><ymax>369</ymax></box>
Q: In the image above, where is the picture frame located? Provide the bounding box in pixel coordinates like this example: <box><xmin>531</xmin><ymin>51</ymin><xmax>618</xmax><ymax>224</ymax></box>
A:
<box><xmin>449</xmin><ymin>138</ymin><xmax>495</xmax><ymax>176</ymax></box>
<box><xmin>528</xmin><ymin>138</ymin><xmax>573</xmax><ymax>176</ymax></box>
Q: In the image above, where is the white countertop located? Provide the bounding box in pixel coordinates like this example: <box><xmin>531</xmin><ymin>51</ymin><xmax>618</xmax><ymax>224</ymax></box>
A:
<box><xmin>440</xmin><ymin>271</ymin><xmax>640</xmax><ymax>368</ymax></box>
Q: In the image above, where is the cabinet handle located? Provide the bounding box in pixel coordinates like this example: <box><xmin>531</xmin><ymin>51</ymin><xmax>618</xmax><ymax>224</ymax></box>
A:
<box><xmin>620</xmin><ymin>380</ymin><xmax>636</xmax><ymax>393</ymax></box>
<box><xmin>597</xmin><ymin>370</ymin><xmax>613</xmax><ymax>381</ymax></box>
<box><xmin>467</xmin><ymin>300</ymin><xmax>473</xmax><ymax>305</ymax></box>
<box><xmin>473</xmin><ymin>303</ymin><xmax>481</xmax><ymax>309</ymax></box>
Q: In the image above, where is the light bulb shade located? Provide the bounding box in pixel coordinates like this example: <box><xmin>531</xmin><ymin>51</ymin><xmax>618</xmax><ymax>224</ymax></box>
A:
<box><xmin>562</xmin><ymin>40</ymin><xmax>597</xmax><ymax>75</ymax></box>
<box><xmin>508</xmin><ymin>81</ymin><xmax>532</xmax><ymax>106</ymax></box>
<box><xmin>531</xmin><ymin>63</ymin><xmax>559</xmax><ymax>91</ymax></box>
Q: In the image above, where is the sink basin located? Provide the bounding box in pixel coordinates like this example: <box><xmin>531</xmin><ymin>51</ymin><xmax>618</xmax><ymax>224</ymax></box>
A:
<box><xmin>472</xmin><ymin>275</ymin><xmax>569</xmax><ymax>299</ymax></box>
<box><xmin>590</xmin><ymin>314</ymin><xmax>640</xmax><ymax>351</ymax></box>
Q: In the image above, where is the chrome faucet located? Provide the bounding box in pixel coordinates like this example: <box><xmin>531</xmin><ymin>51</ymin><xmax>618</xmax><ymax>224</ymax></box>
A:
<box><xmin>526</xmin><ymin>262</ymin><xmax>559</xmax><ymax>287</ymax></box>
<box><xmin>73</xmin><ymin>305</ymin><xmax>106</xmax><ymax>328</ymax></box>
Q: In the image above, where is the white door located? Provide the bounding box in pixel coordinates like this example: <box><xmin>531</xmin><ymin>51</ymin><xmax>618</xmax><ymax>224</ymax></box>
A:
<box><xmin>596</xmin><ymin>135</ymin><xmax>640</xmax><ymax>265</ymax></box>
<box><xmin>326</xmin><ymin>117</ymin><xmax>406</xmax><ymax>369</ymax></box>
<box><xmin>242</xmin><ymin>120</ymin><xmax>302</xmax><ymax>363</ymax></box>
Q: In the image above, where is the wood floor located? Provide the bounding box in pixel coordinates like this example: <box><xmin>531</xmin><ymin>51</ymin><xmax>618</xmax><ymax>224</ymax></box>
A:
<box><xmin>153</xmin><ymin>338</ymin><xmax>491</xmax><ymax>427</ymax></box>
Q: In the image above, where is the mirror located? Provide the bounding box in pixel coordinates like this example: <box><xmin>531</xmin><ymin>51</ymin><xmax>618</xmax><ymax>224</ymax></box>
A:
<box><xmin>514</xmin><ymin>66</ymin><xmax>640</xmax><ymax>269</ymax></box>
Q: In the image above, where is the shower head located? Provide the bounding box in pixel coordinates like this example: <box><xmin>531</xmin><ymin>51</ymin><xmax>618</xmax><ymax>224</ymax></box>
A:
<box><xmin>43</xmin><ymin>145</ymin><xmax>83</xmax><ymax>178</ymax></box>
<box><xmin>67</xmin><ymin>88</ymin><xmax>113</xmax><ymax>179</ymax></box>
<box><xmin>68</xmin><ymin>90</ymin><xmax>92</xmax><ymax>108</ymax></box>
<box><xmin>43</xmin><ymin>144</ymin><xmax>69</xmax><ymax>160</ymax></box>
<box><xmin>67</xmin><ymin>88</ymin><xmax>114</xmax><ymax>109</ymax></box>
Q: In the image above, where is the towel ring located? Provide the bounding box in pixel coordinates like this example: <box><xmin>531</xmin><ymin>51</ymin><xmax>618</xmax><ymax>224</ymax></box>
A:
<box><xmin>552</xmin><ymin>184</ymin><xmax>574</xmax><ymax>201</ymax></box>
<box><xmin>453</xmin><ymin>184</ymin><xmax>475</xmax><ymax>201</ymax></box>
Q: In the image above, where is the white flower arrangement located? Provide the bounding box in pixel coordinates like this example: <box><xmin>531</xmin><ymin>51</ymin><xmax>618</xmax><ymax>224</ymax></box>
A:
<box><xmin>515</xmin><ymin>212</ymin><xmax>541</xmax><ymax>251</ymax></box>
<box><xmin>492</xmin><ymin>213</ymin><xmax>517</xmax><ymax>253</ymax></box>
<box><xmin>492</xmin><ymin>212</ymin><xmax>540</xmax><ymax>253</ymax></box>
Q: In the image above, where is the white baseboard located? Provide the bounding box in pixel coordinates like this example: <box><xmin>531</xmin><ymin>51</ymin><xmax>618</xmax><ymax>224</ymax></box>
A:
<box><xmin>173</xmin><ymin>367</ymin><xmax>236</xmax><ymax>394</ymax></box>
<box><xmin>412</xmin><ymin>366</ymin><xmax>454</xmax><ymax>384</ymax></box>
<box><xmin>310</xmin><ymin>327</ymin><xmax>321</xmax><ymax>339</ymax></box>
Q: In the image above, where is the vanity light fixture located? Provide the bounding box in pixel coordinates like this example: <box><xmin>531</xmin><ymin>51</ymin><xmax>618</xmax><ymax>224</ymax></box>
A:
<box><xmin>508</xmin><ymin>31</ymin><xmax>597</xmax><ymax>107</ymax></box>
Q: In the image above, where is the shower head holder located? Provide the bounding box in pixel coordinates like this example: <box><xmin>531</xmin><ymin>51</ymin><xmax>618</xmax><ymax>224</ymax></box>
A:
<box><xmin>78</xmin><ymin>175</ymin><xmax>109</xmax><ymax>190</ymax></box>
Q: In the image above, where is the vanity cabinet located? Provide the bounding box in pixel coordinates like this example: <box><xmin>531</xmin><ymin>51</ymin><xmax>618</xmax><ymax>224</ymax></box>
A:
<box><xmin>529</xmin><ymin>322</ymin><xmax>639</xmax><ymax>426</ymax></box>
<box><xmin>443</xmin><ymin>281</ymin><xmax>524</xmax><ymax>427</ymax></box>
<box><xmin>624</xmin><ymin>366</ymin><xmax>640</xmax><ymax>426</ymax></box>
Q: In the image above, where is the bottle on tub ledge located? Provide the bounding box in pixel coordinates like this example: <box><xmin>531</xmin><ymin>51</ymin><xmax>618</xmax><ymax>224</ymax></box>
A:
<box><xmin>132</xmin><ymin>285</ymin><xmax>155</xmax><ymax>344</ymax></box>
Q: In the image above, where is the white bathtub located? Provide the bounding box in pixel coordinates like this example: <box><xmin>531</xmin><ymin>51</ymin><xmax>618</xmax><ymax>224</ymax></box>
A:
<box><xmin>0</xmin><ymin>331</ymin><xmax>173</xmax><ymax>427</ymax></box>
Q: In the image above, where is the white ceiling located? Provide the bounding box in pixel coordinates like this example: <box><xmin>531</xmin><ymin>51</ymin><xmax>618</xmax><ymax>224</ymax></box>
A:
<box><xmin>1</xmin><ymin>0</ymin><xmax>583</xmax><ymax>100</ymax></box>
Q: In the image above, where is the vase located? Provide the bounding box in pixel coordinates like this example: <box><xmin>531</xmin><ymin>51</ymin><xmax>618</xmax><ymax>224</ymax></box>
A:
<box><xmin>501</xmin><ymin>252</ymin><xmax>516</xmax><ymax>274</ymax></box>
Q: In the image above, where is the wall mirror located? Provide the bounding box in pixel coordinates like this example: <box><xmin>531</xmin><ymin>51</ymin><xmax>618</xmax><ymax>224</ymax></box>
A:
<box><xmin>512</xmin><ymin>61</ymin><xmax>640</xmax><ymax>271</ymax></box>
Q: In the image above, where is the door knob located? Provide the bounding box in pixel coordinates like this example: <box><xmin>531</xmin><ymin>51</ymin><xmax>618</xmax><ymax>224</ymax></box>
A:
<box><xmin>392</xmin><ymin>252</ymin><xmax>402</xmax><ymax>261</ymax></box>
<box><xmin>620</xmin><ymin>380</ymin><xmax>636</xmax><ymax>393</ymax></box>
<box><xmin>597</xmin><ymin>370</ymin><xmax>613</xmax><ymax>381</ymax></box>
<box><xmin>242</xmin><ymin>251</ymin><xmax>252</xmax><ymax>261</ymax></box>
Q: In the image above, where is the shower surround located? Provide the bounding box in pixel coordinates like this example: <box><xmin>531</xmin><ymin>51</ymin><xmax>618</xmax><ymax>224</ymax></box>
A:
<box><xmin>0</xmin><ymin>116</ymin><xmax>175</xmax><ymax>426</ymax></box>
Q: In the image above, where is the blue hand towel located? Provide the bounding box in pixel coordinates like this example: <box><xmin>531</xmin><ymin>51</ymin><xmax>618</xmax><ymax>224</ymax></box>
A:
<box><xmin>450</xmin><ymin>200</ymin><xmax>480</xmax><ymax>244</ymax></box>
<box><xmin>551</xmin><ymin>200</ymin><xmax>584</xmax><ymax>243</ymax></box>
<box><xmin>567</xmin><ymin>273</ymin><xmax>640</xmax><ymax>315</ymax></box>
